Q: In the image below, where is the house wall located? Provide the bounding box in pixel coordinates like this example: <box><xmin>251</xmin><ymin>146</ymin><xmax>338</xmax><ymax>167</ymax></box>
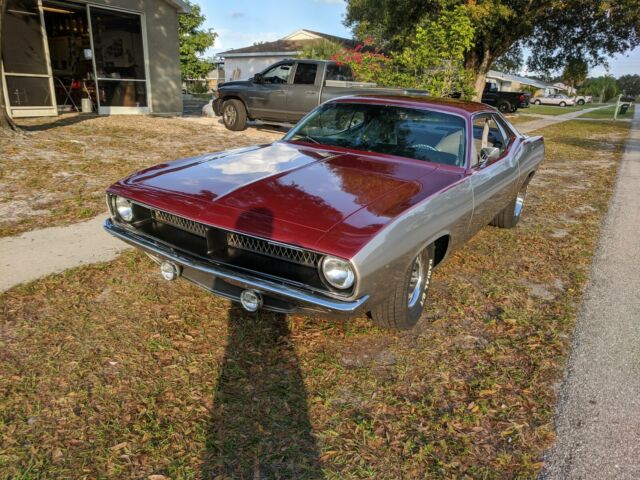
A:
<box><xmin>223</xmin><ymin>56</ymin><xmax>291</xmax><ymax>82</ymax></box>
<box><xmin>79</xmin><ymin>0</ymin><xmax>183</xmax><ymax>114</ymax></box>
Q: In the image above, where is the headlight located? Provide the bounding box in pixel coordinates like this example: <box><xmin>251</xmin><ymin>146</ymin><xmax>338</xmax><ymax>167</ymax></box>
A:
<box><xmin>321</xmin><ymin>256</ymin><xmax>355</xmax><ymax>289</ymax></box>
<box><xmin>115</xmin><ymin>196</ymin><xmax>134</xmax><ymax>222</ymax></box>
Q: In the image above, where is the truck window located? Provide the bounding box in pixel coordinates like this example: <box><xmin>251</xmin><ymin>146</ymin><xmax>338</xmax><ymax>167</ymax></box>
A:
<box><xmin>325</xmin><ymin>64</ymin><xmax>354</xmax><ymax>82</ymax></box>
<box><xmin>262</xmin><ymin>63</ymin><xmax>293</xmax><ymax>84</ymax></box>
<box><xmin>293</xmin><ymin>63</ymin><xmax>318</xmax><ymax>85</ymax></box>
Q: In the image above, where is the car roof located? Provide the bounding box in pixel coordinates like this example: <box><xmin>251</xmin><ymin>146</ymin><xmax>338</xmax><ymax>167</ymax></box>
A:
<box><xmin>329</xmin><ymin>94</ymin><xmax>495</xmax><ymax>116</ymax></box>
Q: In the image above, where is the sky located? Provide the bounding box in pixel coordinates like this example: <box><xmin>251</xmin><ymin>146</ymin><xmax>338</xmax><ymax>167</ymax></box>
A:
<box><xmin>199</xmin><ymin>0</ymin><xmax>639</xmax><ymax>78</ymax></box>
<box><xmin>201</xmin><ymin>0</ymin><xmax>352</xmax><ymax>57</ymax></box>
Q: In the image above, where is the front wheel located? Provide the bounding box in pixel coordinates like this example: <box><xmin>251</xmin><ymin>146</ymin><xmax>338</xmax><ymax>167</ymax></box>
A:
<box><xmin>222</xmin><ymin>99</ymin><xmax>248</xmax><ymax>131</ymax></box>
<box><xmin>496</xmin><ymin>100</ymin><xmax>512</xmax><ymax>113</ymax></box>
<box><xmin>559</xmin><ymin>101</ymin><xmax>566</xmax><ymax>107</ymax></box>
<box><xmin>534</xmin><ymin>99</ymin><xmax>541</xmax><ymax>105</ymax></box>
<box><xmin>491</xmin><ymin>177</ymin><xmax>531</xmax><ymax>228</ymax></box>
<box><xmin>369</xmin><ymin>244</ymin><xmax>435</xmax><ymax>330</ymax></box>
<box><xmin>577</xmin><ymin>99</ymin><xmax>585</xmax><ymax>105</ymax></box>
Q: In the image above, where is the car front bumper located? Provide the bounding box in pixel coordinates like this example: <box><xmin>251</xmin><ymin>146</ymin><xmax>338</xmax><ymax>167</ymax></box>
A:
<box><xmin>103</xmin><ymin>218</ymin><xmax>368</xmax><ymax>315</ymax></box>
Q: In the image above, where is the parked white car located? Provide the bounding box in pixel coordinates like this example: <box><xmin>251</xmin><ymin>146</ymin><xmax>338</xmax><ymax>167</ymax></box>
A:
<box><xmin>532</xmin><ymin>94</ymin><xmax>575</xmax><ymax>107</ymax></box>
<box><xmin>573</xmin><ymin>95</ymin><xmax>592</xmax><ymax>105</ymax></box>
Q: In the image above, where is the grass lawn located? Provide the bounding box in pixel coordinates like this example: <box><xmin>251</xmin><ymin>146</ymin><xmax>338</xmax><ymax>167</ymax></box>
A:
<box><xmin>578</xmin><ymin>103</ymin><xmax>635</xmax><ymax>120</ymax></box>
<box><xmin>527</xmin><ymin>103</ymin><xmax>603</xmax><ymax>116</ymax></box>
<box><xmin>0</xmin><ymin>119</ymin><xmax>630</xmax><ymax>479</ymax></box>
<box><xmin>506</xmin><ymin>114</ymin><xmax>540</xmax><ymax>125</ymax></box>
<box><xmin>0</xmin><ymin>115</ymin><xmax>281</xmax><ymax>238</ymax></box>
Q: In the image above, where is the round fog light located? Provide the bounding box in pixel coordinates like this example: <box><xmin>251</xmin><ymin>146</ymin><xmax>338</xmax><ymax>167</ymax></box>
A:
<box><xmin>160</xmin><ymin>261</ymin><xmax>180</xmax><ymax>281</ymax></box>
<box><xmin>240</xmin><ymin>289</ymin><xmax>262</xmax><ymax>312</ymax></box>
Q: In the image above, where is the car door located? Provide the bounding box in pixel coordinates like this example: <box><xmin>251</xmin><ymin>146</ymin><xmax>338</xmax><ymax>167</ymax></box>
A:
<box><xmin>245</xmin><ymin>61</ymin><xmax>293</xmax><ymax>121</ymax></box>
<box><xmin>468</xmin><ymin>113</ymin><xmax>520</xmax><ymax>233</ymax></box>
<box><xmin>284</xmin><ymin>62</ymin><xmax>321</xmax><ymax>122</ymax></box>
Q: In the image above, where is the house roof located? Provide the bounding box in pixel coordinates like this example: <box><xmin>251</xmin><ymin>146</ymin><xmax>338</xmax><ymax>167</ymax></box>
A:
<box><xmin>486</xmin><ymin>70</ymin><xmax>554</xmax><ymax>89</ymax></box>
<box><xmin>218</xmin><ymin>29</ymin><xmax>356</xmax><ymax>58</ymax></box>
<box><xmin>165</xmin><ymin>0</ymin><xmax>191</xmax><ymax>13</ymax></box>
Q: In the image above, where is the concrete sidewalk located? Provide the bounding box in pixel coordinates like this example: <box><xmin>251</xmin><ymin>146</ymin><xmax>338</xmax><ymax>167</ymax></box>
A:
<box><xmin>0</xmin><ymin>215</ymin><xmax>128</xmax><ymax>292</ymax></box>
<box><xmin>542</xmin><ymin>107</ymin><xmax>640</xmax><ymax>478</ymax></box>
<box><xmin>517</xmin><ymin>105</ymin><xmax>607</xmax><ymax>134</ymax></box>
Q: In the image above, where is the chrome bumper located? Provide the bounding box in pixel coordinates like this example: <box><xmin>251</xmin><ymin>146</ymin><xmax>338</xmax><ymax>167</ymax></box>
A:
<box><xmin>103</xmin><ymin>218</ymin><xmax>368</xmax><ymax>315</ymax></box>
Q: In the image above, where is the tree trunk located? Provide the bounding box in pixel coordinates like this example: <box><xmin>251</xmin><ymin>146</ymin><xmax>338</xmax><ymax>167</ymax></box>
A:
<box><xmin>0</xmin><ymin>0</ymin><xmax>20</xmax><ymax>133</ymax></box>
<box><xmin>466</xmin><ymin>48</ymin><xmax>493</xmax><ymax>102</ymax></box>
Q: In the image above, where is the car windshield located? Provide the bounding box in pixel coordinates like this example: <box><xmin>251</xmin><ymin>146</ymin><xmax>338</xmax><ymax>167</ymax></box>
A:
<box><xmin>285</xmin><ymin>102</ymin><xmax>467</xmax><ymax>167</ymax></box>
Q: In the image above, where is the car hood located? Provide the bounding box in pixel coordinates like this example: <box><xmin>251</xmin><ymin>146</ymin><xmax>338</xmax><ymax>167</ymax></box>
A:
<box><xmin>109</xmin><ymin>142</ymin><xmax>464</xmax><ymax>258</ymax></box>
<box><xmin>218</xmin><ymin>80</ymin><xmax>252</xmax><ymax>90</ymax></box>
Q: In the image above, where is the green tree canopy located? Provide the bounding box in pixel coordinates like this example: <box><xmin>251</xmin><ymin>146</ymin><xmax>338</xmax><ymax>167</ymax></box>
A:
<box><xmin>300</xmin><ymin>40</ymin><xmax>344</xmax><ymax>60</ymax></box>
<box><xmin>178</xmin><ymin>1</ymin><xmax>217</xmax><ymax>80</ymax></box>
<box><xmin>562</xmin><ymin>59</ymin><xmax>589</xmax><ymax>90</ymax></box>
<box><xmin>344</xmin><ymin>0</ymin><xmax>640</xmax><ymax>99</ymax></box>
<box><xmin>579</xmin><ymin>76</ymin><xmax>619</xmax><ymax>102</ymax></box>
<box><xmin>617</xmin><ymin>74</ymin><xmax>640</xmax><ymax>96</ymax></box>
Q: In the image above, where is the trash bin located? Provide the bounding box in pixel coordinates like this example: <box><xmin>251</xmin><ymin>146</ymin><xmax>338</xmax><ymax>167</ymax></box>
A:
<box><xmin>81</xmin><ymin>98</ymin><xmax>92</xmax><ymax>113</ymax></box>
<box><xmin>619</xmin><ymin>103</ymin><xmax>630</xmax><ymax>115</ymax></box>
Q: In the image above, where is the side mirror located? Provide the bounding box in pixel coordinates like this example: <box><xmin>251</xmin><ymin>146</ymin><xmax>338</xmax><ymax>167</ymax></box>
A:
<box><xmin>479</xmin><ymin>147</ymin><xmax>500</xmax><ymax>167</ymax></box>
<box><xmin>253</xmin><ymin>73</ymin><xmax>263</xmax><ymax>84</ymax></box>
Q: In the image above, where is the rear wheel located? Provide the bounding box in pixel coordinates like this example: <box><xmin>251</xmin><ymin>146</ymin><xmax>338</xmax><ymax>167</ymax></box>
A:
<box><xmin>491</xmin><ymin>177</ymin><xmax>531</xmax><ymax>228</ymax></box>
<box><xmin>369</xmin><ymin>244</ymin><xmax>435</xmax><ymax>330</ymax></box>
<box><xmin>559</xmin><ymin>101</ymin><xmax>567</xmax><ymax>107</ymax></box>
<box><xmin>222</xmin><ymin>99</ymin><xmax>248</xmax><ymax>131</ymax></box>
<box><xmin>534</xmin><ymin>99</ymin><xmax>541</xmax><ymax>105</ymax></box>
<box><xmin>577</xmin><ymin>99</ymin><xmax>585</xmax><ymax>105</ymax></box>
<box><xmin>496</xmin><ymin>100</ymin><xmax>512</xmax><ymax>113</ymax></box>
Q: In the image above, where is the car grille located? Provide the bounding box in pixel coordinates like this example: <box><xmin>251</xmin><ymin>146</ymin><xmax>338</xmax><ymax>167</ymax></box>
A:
<box><xmin>152</xmin><ymin>210</ymin><xmax>208</xmax><ymax>238</ymax></box>
<box><xmin>151</xmin><ymin>208</ymin><xmax>322</xmax><ymax>268</ymax></box>
<box><xmin>226</xmin><ymin>232</ymin><xmax>322</xmax><ymax>268</ymax></box>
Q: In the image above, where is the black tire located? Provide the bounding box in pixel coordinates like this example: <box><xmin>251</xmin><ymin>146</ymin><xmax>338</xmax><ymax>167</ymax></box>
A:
<box><xmin>491</xmin><ymin>176</ymin><xmax>532</xmax><ymax>228</ymax></box>
<box><xmin>496</xmin><ymin>100</ymin><xmax>512</xmax><ymax>113</ymax></box>
<box><xmin>534</xmin><ymin>99</ymin><xmax>541</xmax><ymax>105</ymax></box>
<box><xmin>577</xmin><ymin>99</ymin><xmax>585</xmax><ymax>105</ymax></box>
<box><xmin>509</xmin><ymin>105</ymin><xmax>518</xmax><ymax>113</ymax></box>
<box><xmin>222</xmin><ymin>99</ymin><xmax>247</xmax><ymax>131</ymax></box>
<box><xmin>369</xmin><ymin>244</ymin><xmax>435</xmax><ymax>330</ymax></box>
<box><xmin>559</xmin><ymin>101</ymin><xmax>566</xmax><ymax>107</ymax></box>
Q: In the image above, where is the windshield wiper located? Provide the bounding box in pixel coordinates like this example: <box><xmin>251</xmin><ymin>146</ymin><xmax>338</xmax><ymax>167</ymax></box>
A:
<box><xmin>292</xmin><ymin>134</ymin><xmax>320</xmax><ymax>144</ymax></box>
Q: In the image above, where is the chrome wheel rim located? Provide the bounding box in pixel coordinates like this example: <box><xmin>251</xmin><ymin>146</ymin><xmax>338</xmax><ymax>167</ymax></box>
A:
<box><xmin>407</xmin><ymin>255</ymin><xmax>425</xmax><ymax>308</ymax></box>
<box><xmin>223</xmin><ymin>105</ymin><xmax>236</xmax><ymax>125</ymax></box>
<box><xmin>514</xmin><ymin>184</ymin><xmax>528</xmax><ymax>218</ymax></box>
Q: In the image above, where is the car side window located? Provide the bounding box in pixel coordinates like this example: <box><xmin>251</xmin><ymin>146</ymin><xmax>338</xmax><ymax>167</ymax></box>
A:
<box><xmin>471</xmin><ymin>115</ymin><xmax>508</xmax><ymax>167</ymax></box>
<box><xmin>262</xmin><ymin>63</ymin><xmax>293</xmax><ymax>84</ymax></box>
<box><xmin>293</xmin><ymin>63</ymin><xmax>318</xmax><ymax>85</ymax></box>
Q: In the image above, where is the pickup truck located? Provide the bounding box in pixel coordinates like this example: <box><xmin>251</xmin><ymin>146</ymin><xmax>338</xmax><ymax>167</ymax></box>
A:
<box><xmin>212</xmin><ymin>59</ymin><xmax>427</xmax><ymax>130</ymax></box>
<box><xmin>481</xmin><ymin>82</ymin><xmax>529</xmax><ymax>113</ymax></box>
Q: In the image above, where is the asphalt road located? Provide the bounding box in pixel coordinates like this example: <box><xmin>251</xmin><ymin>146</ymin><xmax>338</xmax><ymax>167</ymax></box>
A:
<box><xmin>541</xmin><ymin>107</ymin><xmax>640</xmax><ymax>478</ymax></box>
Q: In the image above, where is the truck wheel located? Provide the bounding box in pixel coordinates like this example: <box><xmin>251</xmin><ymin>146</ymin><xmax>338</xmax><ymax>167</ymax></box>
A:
<box><xmin>222</xmin><ymin>99</ymin><xmax>247</xmax><ymax>131</ymax></box>
<box><xmin>496</xmin><ymin>100</ymin><xmax>511</xmax><ymax>113</ymax></box>
<box><xmin>534</xmin><ymin>99</ymin><xmax>541</xmax><ymax>105</ymax></box>
<box><xmin>577</xmin><ymin>99</ymin><xmax>585</xmax><ymax>105</ymax></box>
<box><xmin>369</xmin><ymin>244</ymin><xmax>435</xmax><ymax>330</ymax></box>
<box><xmin>509</xmin><ymin>105</ymin><xmax>518</xmax><ymax>113</ymax></box>
<box><xmin>491</xmin><ymin>177</ymin><xmax>531</xmax><ymax>228</ymax></box>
